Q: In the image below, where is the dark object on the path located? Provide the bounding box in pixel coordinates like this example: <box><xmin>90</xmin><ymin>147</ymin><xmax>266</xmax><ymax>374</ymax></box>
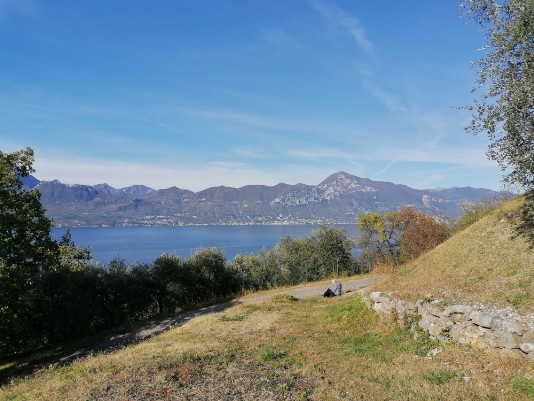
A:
<box><xmin>323</xmin><ymin>279</ymin><xmax>342</xmax><ymax>297</ymax></box>
<box><xmin>323</xmin><ymin>288</ymin><xmax>335</xmax><ymax>297</ymax></box>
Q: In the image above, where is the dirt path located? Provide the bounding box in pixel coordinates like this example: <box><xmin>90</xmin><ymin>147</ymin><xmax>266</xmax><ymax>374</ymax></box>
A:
<box><xmin>241</xmin><ymin>276</ymin><xmax>379</xmax><ymax>303</ymax></box>
<box><xmin>56</xmin><ymin>276</ymin><xmax>378</xmax><ymax>365</ymax></box>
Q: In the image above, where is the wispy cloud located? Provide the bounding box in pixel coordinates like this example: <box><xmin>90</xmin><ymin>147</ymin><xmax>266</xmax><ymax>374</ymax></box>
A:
<box><xmin>362</xmin><ymin>82</ymin><xmax>407</xmax><ymax>112</ymax></box>
<box><xmin>286</xmin><ymin>148</ymin><xmax>354</xmax><ymax>160</ymax></box>
<box><xmin>310</xmin><ymin>0</ymin><xmax>376</xmax><ymax>60</ymax></box>
<box><xmin>367</xmin><ymin>146</ymin><xmax>496</xmax><ymax>169</ymax></box>
<box><xmin>170</xmin><ymin>105</ymin><xmax>359</xmax><ymax>138</ymax></box>
<box><xmin>371</xmin><ymin>159</ymin><xmax>399</xmax><ymax>179</ymax></box>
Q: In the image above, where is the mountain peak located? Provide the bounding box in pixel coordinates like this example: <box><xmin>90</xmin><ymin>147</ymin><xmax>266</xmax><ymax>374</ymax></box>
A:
<box><xmin>319</xmin><ymin>171</ymin><xmax>361</xmax><ymax>186</ymax></box>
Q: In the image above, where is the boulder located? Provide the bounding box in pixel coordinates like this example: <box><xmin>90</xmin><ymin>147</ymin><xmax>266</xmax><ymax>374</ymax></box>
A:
<box><xmin>490</xmin><ymin>317</ymin><xmax>524</xmax><ymax>335</ymax></box>
<box><xmin>487</xmin><ymin>330</ymin><xmax>521</xmax><ymax>349</ymax></box>
<box><xmin>520</xmin><ymin>343</ymin><xmax>534</xmax><ymax>354</ymax></box>
<box><xmin>469</xmin><ymin>310</ymin><xmax>494</xmax><ymax>329</ymax></box>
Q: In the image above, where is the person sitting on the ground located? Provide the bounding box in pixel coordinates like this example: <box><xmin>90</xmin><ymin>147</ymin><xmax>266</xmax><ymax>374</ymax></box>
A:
<box><xmin>323</xmin><ymin>279</ymin><xmax>342</xmax><ymax>297</ymax></box>
<box><xmin>332</xmin><ymin>279</ymin><xmax>342</xmax><ymax>296</ymax></box>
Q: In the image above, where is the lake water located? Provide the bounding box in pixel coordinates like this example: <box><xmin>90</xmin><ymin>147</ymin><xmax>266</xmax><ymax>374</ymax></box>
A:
<box><xmin>51</xmin><ymin>225</ymin><xmax>357</xmax><ymax>265</ymax></box>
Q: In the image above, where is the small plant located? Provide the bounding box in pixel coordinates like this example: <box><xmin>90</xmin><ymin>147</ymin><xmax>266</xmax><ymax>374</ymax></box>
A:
<box><xmin>440</xmin><ymin>325</ymin><xmax>452</xmax><ymax>339</ymax></box>
<box><xmin>257</xmin><ymin>345</ymin><xmax>285</xmax><ymax>362</ymax></box>
<box><xmin>424</xmin><ymin>370</ymin><xmax>457</xmax><ymax>385</ymax></box>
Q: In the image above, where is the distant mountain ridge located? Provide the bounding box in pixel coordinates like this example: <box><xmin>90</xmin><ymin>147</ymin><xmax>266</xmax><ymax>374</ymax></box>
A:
<box><xmin>26</xmin><ymin>172</ymin><xmax>503</xmax><ymax>227</ymax></box>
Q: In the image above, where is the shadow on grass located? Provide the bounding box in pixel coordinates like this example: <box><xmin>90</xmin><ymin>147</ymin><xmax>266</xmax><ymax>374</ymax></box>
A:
<box><xmin>0</xmin><ymin>300</ymin><xmax>239</xmax><ymax>386</ymax></box>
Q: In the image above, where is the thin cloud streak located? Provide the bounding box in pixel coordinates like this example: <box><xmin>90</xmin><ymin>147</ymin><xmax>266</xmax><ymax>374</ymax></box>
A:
<box><xmin>362</xmin><ymin>82</ymin><xmax>407</xmax><ymax>112</ymax></box>
<box><xmin>310</xmin><ymin>0</ymin><xmax>376</xmax><ymax>60</ymax></box>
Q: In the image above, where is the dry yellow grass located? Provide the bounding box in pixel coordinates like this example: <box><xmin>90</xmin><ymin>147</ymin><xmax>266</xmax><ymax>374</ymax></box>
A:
<box><xmin>3</xmin><ymin>294</ymin><xmax>534</xmax><ymax>400</ymax></box>
<box><xmin>374</xmin><ymin>198</ymin><xmax>534</xmax><ymax>311</ymax></box>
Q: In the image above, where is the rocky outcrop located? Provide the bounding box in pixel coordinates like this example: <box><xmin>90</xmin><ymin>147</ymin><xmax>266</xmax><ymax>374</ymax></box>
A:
<box><xmin>359</xmin><ymin>290</ymin><xmax>534</xmax><ymax>359</ymax></box>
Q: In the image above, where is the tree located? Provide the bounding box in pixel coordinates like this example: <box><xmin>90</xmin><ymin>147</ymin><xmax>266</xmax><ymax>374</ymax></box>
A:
<box><xmin>397</xmin><ymin>208</ymin><xmax>450</xmax><ymax>263</ymax></box>
<box><xmin>0</xmin><ymin>147</ymin><xmax>58</xmax><ymax>270</ymax></box>
<box><xmin>357</xmin><ymin>208</ymin><xmax>449</xmax><ymax>269</ymax></box>
<box><xmin>0</xmin><ymin>148</ymin><xmax>60</xmax><ymax>354</ymax></box>
<box><xmin>185</xmin><ymin>248</ymin><xmax>235</xmax><ymax>299</ymax></box>
<box><xmin>312</xmin><ymin>225</ymin><xmax>356</xmax><ymax>277</ymax></box>
<box><xmin>357</xmin><ymin>211</ymin><xmax>403</xmax><ymax>267</ymax></box>
<box><xmin>460</xmin><ymin>0</ymin><xmax>534</xmax><ymax>189</ymax></box>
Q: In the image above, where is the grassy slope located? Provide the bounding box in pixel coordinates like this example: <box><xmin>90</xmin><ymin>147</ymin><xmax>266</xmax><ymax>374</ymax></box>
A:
<box><xmin>374</xmin><ymin>197</ymin><xmax>534</xmax><ymax>311</ymax></box>
<box><xmin>3</xmin><ymin>294</ymin><xmax>534</xmax><ymax>400</ymax></box>
<box><xmin>3</xmin><ymin>198</ymin><xmax>534</xmax><ymax>400</ymax></box>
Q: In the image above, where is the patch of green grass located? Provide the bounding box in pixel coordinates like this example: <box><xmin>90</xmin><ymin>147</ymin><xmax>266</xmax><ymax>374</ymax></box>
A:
<box><xmin>105</xmin><ymin>362</ymin><xmax>120</xmax><ymax>375</ymax></box>
<box><xmin>508</xmin><ymin>292</ymin><xmax>532</xmax><ymax>308</ymax></box>
<box><xmin>512</xmin><ymin>377</ymin><xmax>534</xmax><ymax>398</ymax></box>
<box><xmin>325</xmin><ymin>297</ymin><xmax>375</xmax><ymax>329</ymax></box>
<box><xmin>506</xmin><ymin>269</ymin><xmax>518</xmax><ymax>277</ymax></box>
<box><xmin>271</xmin><ymin>294</ymin><xmax>299</xmax><ymax>303</ymax></box>
<box><xmin>219</xmin><ymin>314</ymin><xmax>245</xmax><ymax>322</ymax></box>
<box><xmin>340</xmin><ymin>327</ymin><xmax>434</xmax><ymax>362</ymax></box>
<box><xmin>424</xmin><ymin>370</ymin><xmax>457</xmax><ymax>385</ymax></box>
<box><xmin>301</xmin><ymin>297</ymin><xmax>321</xmax><ymax>305</ymax></box>
<box><xmin>257</xmin><ymin>345</ymin><xmax>286</xmax><ymax>362</ymax></box>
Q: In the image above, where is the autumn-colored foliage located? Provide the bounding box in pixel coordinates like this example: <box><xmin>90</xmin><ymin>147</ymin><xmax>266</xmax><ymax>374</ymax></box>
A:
<box><xmin>397</xmin><ymin>208</ymin><xmax>449</xmax><ymax>263</ymax></box>
<box><xmin>357</xmin><ymin>207</ymin><xmax>449</xmax><ymax>268</ymax></box>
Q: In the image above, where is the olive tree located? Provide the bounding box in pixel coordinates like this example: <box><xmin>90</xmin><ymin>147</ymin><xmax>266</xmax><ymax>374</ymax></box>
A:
<box><xmin>460</xmin><ymin>0</ymin><xmax>534</xmax><ymax>188</ymax></box>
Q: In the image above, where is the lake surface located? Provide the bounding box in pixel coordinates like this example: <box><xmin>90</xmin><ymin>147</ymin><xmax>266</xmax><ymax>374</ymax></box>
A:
<box><xmin>51</xmin><ymin>225</ymin><xmax>357</xmax><ymax>265</ymax></box>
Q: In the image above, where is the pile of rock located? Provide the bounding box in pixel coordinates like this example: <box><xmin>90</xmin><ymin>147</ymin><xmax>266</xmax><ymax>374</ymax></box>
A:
<box><xmin>359</xmin><ymin>289</ymin><xmax>534</xmax><ymax>359</ymax></box>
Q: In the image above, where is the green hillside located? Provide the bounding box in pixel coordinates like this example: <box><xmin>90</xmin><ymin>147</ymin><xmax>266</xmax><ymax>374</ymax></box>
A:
<box><xmin>374</xmin><ymin>198</ymin><xmax>534</xmax><ymax>310</ymax></box>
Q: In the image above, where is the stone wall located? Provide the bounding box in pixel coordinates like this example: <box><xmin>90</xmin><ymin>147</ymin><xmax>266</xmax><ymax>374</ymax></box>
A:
<box><xmin>358</xmin><ymin>289</ymin><xmax>534</xmax><ymax>359</ymax></box>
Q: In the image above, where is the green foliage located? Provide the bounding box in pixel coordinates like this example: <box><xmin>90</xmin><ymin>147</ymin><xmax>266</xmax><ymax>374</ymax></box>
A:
<box><xmin>453</xmin><ymin>199</ymin><xmax>503</xmax><ymax>232</ymax></box>
<box><xmin>460</xmin><ymin>0</ymin><xmax>534</xmax><ymax>243</ymax></box>
<box><xmin>0</xmin><ymin>148</ymin><xmax>60</xmax><ymax>354</ymax></box>
<box><xmin>257</xmin><ymin>345</ymin><xmax>285</xmax><ymax>362</ymax></box>
<box><xmin>508</xmin><ymin>292</ymin><xmax>532</xmax><ymax>308</ymax></box>
<box><xmin>460</xmin><ymin>0</ymin><xmax>534</xmax><ymax>190</ymax></box>
<box><xmin>512</xmin><ymin>377</ymin><xmax>534</xmax><ymax>398</ymax></box>
<box><xmin>230</xmin><ymin>225</ymin><xmax>358</xmax><ymax>291</ymax></box>
<box><xmin>516</xmin><ymin>191</ymin><xmax>534</xmax><ymax>244</ymax></box>
<box><xmin>357</xmin><ymin>207</ymin><xmax>449</xmax><ymax>269</ymax></box>
<box><xmin>424</xmin><ymin>370</ymin><xmax>457</xmax><ymax>385</ymax></box>
<box><xmin>440</xmin><ymin>325</ymin><xmax>452</xmax><ymax>339</ymax></box>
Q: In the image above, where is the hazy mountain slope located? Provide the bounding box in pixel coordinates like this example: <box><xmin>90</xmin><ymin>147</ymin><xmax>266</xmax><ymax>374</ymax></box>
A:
<box><xmin>32</xmin><ymin>171</ymin><xmax>503</xmax><ymax>227</ymax></box>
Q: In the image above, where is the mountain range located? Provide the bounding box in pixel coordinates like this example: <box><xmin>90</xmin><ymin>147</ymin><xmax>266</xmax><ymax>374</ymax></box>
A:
<box><xmin>23</xmin><ymin>172</ymin><xmax>503</xmax><ymax>227</ymax></box>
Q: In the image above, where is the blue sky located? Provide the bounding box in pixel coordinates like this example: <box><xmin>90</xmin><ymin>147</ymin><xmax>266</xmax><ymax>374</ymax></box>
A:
<box><xmin>1</xmin><ymin>0</ymin><xmax>506</xmax><ymax>191</ymax></box>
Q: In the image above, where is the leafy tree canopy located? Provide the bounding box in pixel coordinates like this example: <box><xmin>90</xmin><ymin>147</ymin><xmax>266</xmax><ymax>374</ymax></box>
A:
<box><xmin>0</xmin><ymin>147</ymin><xmax>58</xmax><ymax>270</ymax></box>
<box><xmin>460</xmin><ymin>0</ymin><xmax>534</xmax><ymax>189</ymax></box>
